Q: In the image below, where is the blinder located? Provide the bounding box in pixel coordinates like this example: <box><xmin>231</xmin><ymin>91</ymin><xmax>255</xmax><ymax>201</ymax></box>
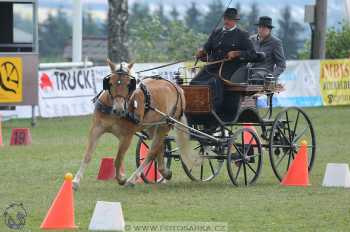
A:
<box><xmin>102</xmin><ymin>68</ymin><xmax>137</xmax><ymax>95</ymax></box>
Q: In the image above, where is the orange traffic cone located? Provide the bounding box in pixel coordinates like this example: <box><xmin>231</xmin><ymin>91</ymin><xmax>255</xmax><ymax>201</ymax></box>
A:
<box><xmin>243</xmin><ymin>123</ymin><xmax>257</xmax><ymax>145</ymax></box>
<box><xmin>97</xmin><ymin>157</ymin><xmax>125</xmax><ymax>180</ymax></box>
<box><xmin>40</xmin><ymin>173</ymin><xmax>78</xmax><ymax>230</ymax></box>
<box><xmin>0</xmin><ymin>114</ymin><xmax>3</xmax><ymax>147</ymax></box>
<box><xmin>281</xmin><ymin>140</ymin><xmax>310</xmax><ymax>186</ymax></box>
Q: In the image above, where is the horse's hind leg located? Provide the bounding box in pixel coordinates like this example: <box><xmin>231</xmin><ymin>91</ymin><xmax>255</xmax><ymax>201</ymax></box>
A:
<box><xmin>73</xmin><ymin>124</ymin><xmax>104</xmax><ymax>191</ymax></box>
<box><xmin>126</xmin><ymin>127</ymin><xmax>170</xmax><ymax>186</ymax></box>
<box><xmin>156</xmin><ymin>127</ymin><xmax>172</xmax><ymax>180</ymax></box>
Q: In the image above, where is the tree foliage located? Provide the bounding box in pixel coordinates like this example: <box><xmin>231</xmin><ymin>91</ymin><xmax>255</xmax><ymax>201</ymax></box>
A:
<box><xmin>202</xmin><ymin>0</ymin><xmax>225</xmax><ymax>34</ymax></box>
<box><xmin>277</xmin><ymin>5</ymin><xmax>304</xmax><ymax>59</ymax></box>
<box><xmin>185</xmin><ymin>2</ymin><xmax>202</xmax><ymax>32</ymax></box>
<box><xmin>247</xmin><ymin>3</ymin><xmax>259</xmax><ymax>34</ymax></box>
<box><xmin>299</xmin><ymin>22</ymin><xmax>350</xmax><ymax>59</ymax></box>
<box><xmin>38</xmin><ymin>2</ymin><xmax>309</xmax><ymax>62</ymax></box>
<box><xmin>129</xmin><ymin>16</ymin><xmax>206</xmax><ymax>62</ymax></box>
<box><xmin>39</xmin><ymin>9</ymin><xmax>71</xmax><ymax>60</ymax></box>
<box><xmin>325</xmin><ymin>22</ymin><xmax>350</xmax><ymax>59</ymax></box>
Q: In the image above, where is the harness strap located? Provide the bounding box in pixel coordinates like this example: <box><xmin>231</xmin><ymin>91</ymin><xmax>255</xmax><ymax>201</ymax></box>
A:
<box><xmin>139</xmin><ymin>82</ymin><xmax>151</xmax><ymax>112</ymax></box>
<box><xmin>141</xmin><ymin>76</ymin><xmax>183</xmax><ymax>118</ymax></box>
<box><xmin>95</xmin><ymin>99</ymin><xmax>114</xmax><ymax>114</ymax></box>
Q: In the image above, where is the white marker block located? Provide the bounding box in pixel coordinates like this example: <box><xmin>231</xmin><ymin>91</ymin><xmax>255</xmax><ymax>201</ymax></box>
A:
<box><xmin>322</xmin><ymin>163</ymin><xmax>350</xmax><ymax>188</ymax></box>
<box><xmin>89</xmin><ymin>201</ymin><xmax>125</xmax><ymax>231</ymax></box>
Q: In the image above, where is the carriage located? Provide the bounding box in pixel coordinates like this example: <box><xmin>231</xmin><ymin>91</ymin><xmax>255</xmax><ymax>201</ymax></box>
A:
<box><xmin>134</xmin><ymin>65</ymin><xmax>316</xmax><ymax>186</ymax></box>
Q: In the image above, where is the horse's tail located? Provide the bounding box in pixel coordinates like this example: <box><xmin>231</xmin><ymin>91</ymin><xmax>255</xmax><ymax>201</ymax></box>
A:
<box><xmin>175</xmin><ymin>114</ymin><xmax>202</xmax><ymax>170</ymax></box>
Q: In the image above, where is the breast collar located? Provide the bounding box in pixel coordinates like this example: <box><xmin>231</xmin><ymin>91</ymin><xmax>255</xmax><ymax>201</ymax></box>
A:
<box><xmin>93</xmin><ymin>82</ymin><xmax>152</xmax><ymax>124</ymax></box>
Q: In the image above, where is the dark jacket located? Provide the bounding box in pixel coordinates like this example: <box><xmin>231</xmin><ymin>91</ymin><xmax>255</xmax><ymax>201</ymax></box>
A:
<box><xmin>250</xmin><ymin>34</ymin><xmax>286</xmax><ymax>77</ymax></box>
<box><xmin>203</xmin><ymin>27</ymin><xmax>259</xmax><ymax>79</ymax></box>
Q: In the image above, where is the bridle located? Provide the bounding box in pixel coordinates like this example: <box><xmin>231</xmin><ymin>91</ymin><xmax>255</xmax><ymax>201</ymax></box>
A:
<box><xmin>103</xmin><ymin>64</ymin><xmax>137</xmax><ymax>100</ymax></box>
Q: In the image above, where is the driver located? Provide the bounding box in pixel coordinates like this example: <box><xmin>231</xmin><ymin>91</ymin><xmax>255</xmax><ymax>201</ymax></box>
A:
<box><xmin>191</xmin><ymin>8</ymin><xmax>260</xmax><ymax>112</ymax></box>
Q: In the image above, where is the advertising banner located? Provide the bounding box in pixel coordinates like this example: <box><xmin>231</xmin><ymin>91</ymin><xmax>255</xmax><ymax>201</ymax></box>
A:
<box><xmin>320</xmin><ymin>59</ymin><xmax>350</xmax><ymax>106</ymax></box>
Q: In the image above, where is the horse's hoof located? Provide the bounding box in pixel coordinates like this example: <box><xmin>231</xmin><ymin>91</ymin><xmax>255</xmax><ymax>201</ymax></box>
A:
<box><xmin>160</xmin><ymin>169</ymin><xmax>172</xmax><ymax>180</ymax></box>
<box><xmin>125</xmin><ymin>181</ymin><xmax>135</xmax><ymax>188</ymax></box>
<box><xmin>116</xmin><ymin>177</ymin><xmax>127</xmax><ymax>186</ymax></box>
<box><xmin>72</xmin><ymin>181</ymin><xmax>80</xmax><ymax>191</ymax></box>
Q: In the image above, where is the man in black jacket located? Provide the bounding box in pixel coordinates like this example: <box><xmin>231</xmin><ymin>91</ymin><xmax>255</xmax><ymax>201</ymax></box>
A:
<box><xmin>191</xmin><ymin>8</ymin><xmax>259</xmax><ymax>112</ymax></box>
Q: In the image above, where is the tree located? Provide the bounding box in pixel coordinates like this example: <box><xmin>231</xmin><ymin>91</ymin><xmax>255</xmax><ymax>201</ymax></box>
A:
<box><xmin>170</xmin><ymin>6</ymin><xmax>180</xmax><ymax>21</ymax></box>
<box><xmin>108</xmin><ymin>0</ymin><xmax>129</xmax><ymax>63</ymax></box>
<box><xmin>129</xmin><ymin>15</ymin><xmax>207</xmax><ymax>62</ymax></box>
<box><xmin>83</xmin><ymin>11</ymin><xmax>101</xmax><ymax>37</ymax></box>
<box><xmin>325</xmin><ymin>22</ymin><xmax>350</xmax><ymax>59</ymax></box>
<box><xmin>235</xmin><ymin>2</ymin><xmax>248</xmax><ymax>30</ymax></box>
<box><xmin>299</xmin><ymin>22</ymin><xmax>350</xmax><ymax>59</ymax></box>
<box><xmin>155</xmin><ymin>3</ymin><xmax>170</xmax><ymax>26</ymax></box>
<box><xmin>185</xmin><ymin>2</ymin><xmax>202</xmax><ymax>32</ymax></box>
<box><xmin>129</xmin><ymin>2</ymin><xmax>151</xmax><ymax>27</ymax></box>
<box><xmin>202</xmin><ymin>0</ymin><xmax>225</xmax><ymax>34</ymax></box>
<box><xmin>247</xmin><ymin>3</ymin><xmax>259</xmax><ymax>34</ymax></box>
<box><xmin>39</xmin><ymin>8</ymin><xmax>71</xmax><ymax>60</ymax></box>
<box><xmin>277</xmin><ymin>6</ymin><xmax>304</xmax><ymax>59</ymax></box>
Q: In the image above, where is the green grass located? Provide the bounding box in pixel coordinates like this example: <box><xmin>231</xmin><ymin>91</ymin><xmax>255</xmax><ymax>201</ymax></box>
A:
<box><xmin>1</xmin><ymin>106</ymin><xmax>350</xmax><ymax>232</ymax></box>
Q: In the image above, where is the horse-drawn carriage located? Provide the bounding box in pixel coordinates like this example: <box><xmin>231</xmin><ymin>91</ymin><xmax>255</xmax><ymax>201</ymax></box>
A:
<box><xmin>135</xmin><ymin>66</ymin><xmax>316</xmax><ymax>186</ymax></box>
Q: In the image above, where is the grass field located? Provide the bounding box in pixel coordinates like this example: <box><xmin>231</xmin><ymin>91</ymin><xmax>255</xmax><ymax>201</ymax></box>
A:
<box><xmin>1</xmin><ymin>106</ymin><xmax>350</xmax><ymax>232</ymax></box>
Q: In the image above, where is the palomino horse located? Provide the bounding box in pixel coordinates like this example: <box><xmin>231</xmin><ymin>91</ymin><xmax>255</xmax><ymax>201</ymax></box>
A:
<box><xmin>73</xmin><ymin>59</ymin><xmax>201</xmax><ymax>189</ymax></box>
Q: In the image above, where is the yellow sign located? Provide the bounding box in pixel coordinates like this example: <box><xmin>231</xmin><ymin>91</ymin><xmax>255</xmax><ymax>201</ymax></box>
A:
<box><xmin>0</xmin><ymin>57</ymin><xmax>23</xmax><ymax>103</ymax></box>
<box><xmin>320</xmin><ymin>59</ymin><xmax>350</xmax><ymax>106</ymax></box>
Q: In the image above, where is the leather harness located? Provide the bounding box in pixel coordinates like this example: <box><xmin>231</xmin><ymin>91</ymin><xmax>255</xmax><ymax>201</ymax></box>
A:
<box><xmin>93</xmin><ymin>75</ymin><xmax>181</xmax><ymax>125</ymax></box>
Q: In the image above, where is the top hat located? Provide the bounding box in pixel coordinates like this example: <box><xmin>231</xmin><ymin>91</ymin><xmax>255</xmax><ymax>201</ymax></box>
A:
<box><xmin>224</xmin><ymin>8</ymin><xmax>240</xmax><ymax>20</ymax></box>
<box><xmin>255</xmin><ymin>16</ymin><xmax>274</xmax><ymax>28</ymax></box>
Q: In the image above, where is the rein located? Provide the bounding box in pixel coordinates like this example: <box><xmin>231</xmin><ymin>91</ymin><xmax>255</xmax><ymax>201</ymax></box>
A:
<box><xmin>136</xmin><ymin>59</ymin><xmax>189</xmax><ymax>74</ymax></box>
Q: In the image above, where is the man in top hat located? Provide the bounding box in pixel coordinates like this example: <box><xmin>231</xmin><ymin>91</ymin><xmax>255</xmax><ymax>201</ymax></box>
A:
<box><xmin>250</xmin><ymin>16</ymin><xmax>286</xmax><ymax>79</ymax></box>
<box><xmin>191</xmin><ymin>8</ymin><xmax>260</xmax><ymax>112</ymax></box>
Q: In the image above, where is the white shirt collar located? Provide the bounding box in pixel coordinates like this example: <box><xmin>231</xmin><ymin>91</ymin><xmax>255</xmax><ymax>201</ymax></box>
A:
<box><xmin>223</xmin><ymin>25</ymin><xmax>237</xmax><ymax>32</ymax></box>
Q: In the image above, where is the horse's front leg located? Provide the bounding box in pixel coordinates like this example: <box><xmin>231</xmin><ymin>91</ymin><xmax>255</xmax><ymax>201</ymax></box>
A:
<box><xmin>73</xmin><ymin>123</ymin><xmax>104</xmax><ymax>191</ymax></box>
<box><xmin>113</xmin><ymin>134</ymin><xmax>133</xmax><ymax>185</ymax></box>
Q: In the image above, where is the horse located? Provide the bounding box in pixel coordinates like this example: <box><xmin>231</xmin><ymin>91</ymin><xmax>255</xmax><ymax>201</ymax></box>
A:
<box><xmin>73</xmin><ymin>59</ymin><xmax>202</xmax><ymax>189</ymax></box>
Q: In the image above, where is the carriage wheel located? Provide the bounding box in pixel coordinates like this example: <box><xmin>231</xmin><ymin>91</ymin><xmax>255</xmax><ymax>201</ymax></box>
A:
<box><xmin>181</xmin><ymin>140</ymin><xmax>224</xmax><ymax>182</ymax></box>
<box><xmin>269</xmin><ymin>107</ymin><xmax>316</xmax><ymax>181</ymax></box>
<box><xmin>227</xmin><ymin>128</ymin><xmax>263</xmax><ymax>186</ymax></box>
<box><xmin>135</xmin><ymin>137</ymin><xmax>172</xmax><ymax>184</ymax></box>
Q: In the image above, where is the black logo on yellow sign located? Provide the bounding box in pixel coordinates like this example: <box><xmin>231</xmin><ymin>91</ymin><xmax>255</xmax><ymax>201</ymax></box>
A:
<box><xmin>0</xmin><ymin>57</ymin><xmax>22</xmax><ymax>103</ymax></box>
<box><xmin>0</xmin><ymin>61</ymin><xmax>20</xmax><ymax>94</ymax></box>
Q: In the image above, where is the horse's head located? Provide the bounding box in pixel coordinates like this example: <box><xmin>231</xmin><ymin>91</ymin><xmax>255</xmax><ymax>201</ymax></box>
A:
<box><xmin>106</xmin><ymin>59</ymin><xmax>136</xmax><ymax>114</ymax></box>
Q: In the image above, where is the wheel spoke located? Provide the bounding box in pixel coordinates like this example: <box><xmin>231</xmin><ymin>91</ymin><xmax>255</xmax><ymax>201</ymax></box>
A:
<box><xmin>285</xmin><ymin>111</ymin><xmax>292</xmax><ymax>143</ymax></box>
<box><xmin>144</xmin><ymin>161</ymin><xmax>153</xmax><ymax>176</ymax></box>
<box><xmin>271</xmin><ymin>145</ymin><xmax>291</xmax><ymax>148</ymax></box>
<box><xmin>292</xmin><ymin>111</ymin><xmax>300</xmax><ymax>142</ymax></box>
<box><xmin>235</xmin><ymin>163</ymin><xmax>242</xmax><ymax>180</ymax></box>
<box><xmin>286</xmin><ymin>151</ymin><xmax>292</xmax><ymax>171</ymax></box>
<box><xmin>276</xmin><ymin>124</ymin><xmax>290</xmax><ymax>145</ymax></box>
<box><xmin>275</xmin><ymin>152</ymin><xmax>288</xmax><ymax>168</ymax></box>
<box><xmin>243</xmin><ymin>162</ymin><xmax>248</xmax><ymax>186</ymax></box>
<box><xmin>244</xmin><ymin>136</ymin><xmax>254</xmax><ymax>157</ymax></box>
<box><xmin>208</xmin><ymin>160</ymin><xmax>215</xmax><ymax>176</ymax></box>
<box><xmin>200</xmin><ymin>165</ymin><xmax>204</xmax><ymax>180</ymax></box>
<box><xmin>232</xmin><ymin>144</ymin><xmax>244</xmax><ymax>158</ymax></box>
<box><xmin>241</xmin><ymin>131</ymin><xmax>245</xmax><ymax>155</ymax></box>
<box><xmin>292</xmin><ymin>127</ymin><xmax>308</xmax><ymax>143</ymax></box>
<box><xmin>246</xmin><ymin>163</ymin><xmax>257</xmax><ymax>175</ymax></box>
